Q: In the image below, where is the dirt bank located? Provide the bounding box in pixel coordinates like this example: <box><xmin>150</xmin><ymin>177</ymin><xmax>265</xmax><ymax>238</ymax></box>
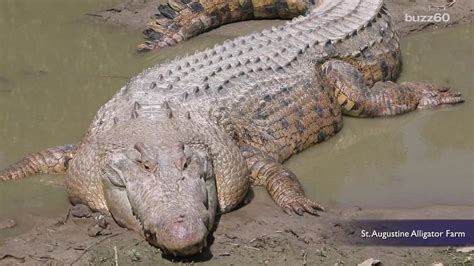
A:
<box><xmin>1</xmin><ymin>191</ymin><xmax>473</xmax><ymax>265</ymax></box>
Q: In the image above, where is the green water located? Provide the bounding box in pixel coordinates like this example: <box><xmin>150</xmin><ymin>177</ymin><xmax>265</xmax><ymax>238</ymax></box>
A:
<box><xmin>0</xmin><ymin>0</ymin><xmax>472</xmax><ymax>240</ymax></box>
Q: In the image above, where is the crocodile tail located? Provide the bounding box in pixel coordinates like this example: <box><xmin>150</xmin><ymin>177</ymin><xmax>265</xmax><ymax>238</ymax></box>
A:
<box><xmin>0</xmin><ymin>144</ymin><xmax>78</xmax><ymax>181</ymax></box>
<box><xmin>138</xmin><ymin>0</ymin><xmax>311</xmax><ymax>52</ymax></box>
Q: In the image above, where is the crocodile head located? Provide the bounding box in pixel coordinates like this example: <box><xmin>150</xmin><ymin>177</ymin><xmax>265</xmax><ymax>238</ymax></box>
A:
<box><xmin>99</xmin><ymin>133</ymin><xmax>217</xmax><ymax>256</ymax></box>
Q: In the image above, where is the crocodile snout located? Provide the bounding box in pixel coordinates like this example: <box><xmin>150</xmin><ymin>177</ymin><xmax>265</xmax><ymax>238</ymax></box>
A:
<box><xmin>148</xmin><ymin>215</ymin><xmax>209</xmax><ymax>256</ymax></box>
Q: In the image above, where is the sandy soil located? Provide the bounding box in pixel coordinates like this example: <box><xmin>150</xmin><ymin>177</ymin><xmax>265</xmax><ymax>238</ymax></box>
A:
<box><xmin>1</xmin><ymin>191</ymin><xmax>473</xmax><ymax>265</ymax></box>
<box><xmin>1</xmin><ymin>0</ymin><xmax>473</xmax><ymax>265</ymax></box>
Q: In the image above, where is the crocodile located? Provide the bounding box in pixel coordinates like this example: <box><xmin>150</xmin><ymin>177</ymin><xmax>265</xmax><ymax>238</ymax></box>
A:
<box><xmin>0</xmin><ymin>0</ymin><xmax>463</xmax><ymax>257</ymax></box>
<box><xmin>138</xmin><ymin>0</ymin><xmax>312</xmax><ymax>52</ymax></box>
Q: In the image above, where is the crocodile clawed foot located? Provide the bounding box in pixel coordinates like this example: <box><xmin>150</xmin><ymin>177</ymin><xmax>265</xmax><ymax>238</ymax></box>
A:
<box><xmin>404</xmin><ymin>82</ymin><xmax>464</xmax><ymax>109</ymax></box>
<box><xmin>281</xmin><ymin>196</ymin><xmax>325</xmax><ymax>216</ymax></box>
<box><xmin>138</xmin><ymin>0</ymin><xmax>229</xmax><ymax>52</ymax></box>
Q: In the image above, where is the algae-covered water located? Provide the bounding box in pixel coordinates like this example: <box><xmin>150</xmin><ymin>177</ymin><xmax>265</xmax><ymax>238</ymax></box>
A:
<box><xmin>0</xmin><ymin>1</ymin><xmax>472</xmax><ymax>240</ymax></box>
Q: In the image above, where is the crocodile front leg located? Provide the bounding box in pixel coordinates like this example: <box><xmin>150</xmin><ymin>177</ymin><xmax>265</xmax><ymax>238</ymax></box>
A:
<box><xmin>138</xmin><ymin>0</ymin><xmax>311</xmax><ymax>52</ymax></box>
<box><xmin>0</xmin><ymin>144</ymin><xmax>77</xmax><ymax>181</ymax></box>
<box><xmin>240</xmin><ymin>145</ymin><xmax>324</xmax><ymax>215</ymax></box>
<box><xmin>320</xmin><ymin>60</ymin><xmax>464</xmax><ymax>117</ymax></box>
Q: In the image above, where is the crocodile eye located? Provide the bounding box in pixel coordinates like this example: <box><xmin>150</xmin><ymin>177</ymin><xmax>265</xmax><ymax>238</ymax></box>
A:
<box><xmin>136</xmin><ymin>159</ymin><xmax>158</xmax><ymax>173</ymax></box>
<box><xmin>174</xmin><ymin>155</ymin><xmax>191</xmax><ymax>171</ymax></box>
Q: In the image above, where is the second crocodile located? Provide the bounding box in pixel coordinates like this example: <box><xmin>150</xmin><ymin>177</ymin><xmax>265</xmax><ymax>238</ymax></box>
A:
<box><xmin>0</xmin><ymin>0</ymin><xmax>463</xmax><ymax>256</ymax></box>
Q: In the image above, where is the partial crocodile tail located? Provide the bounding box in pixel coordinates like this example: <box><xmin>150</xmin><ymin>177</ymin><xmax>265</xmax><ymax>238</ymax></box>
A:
<box><xmin>138</xmin><ymin>0</ymin><xmax>312</xmax><ymax>52</ymax></box>
<box><xmin>0</xmin><ymin>144</ymin><xmax>78</xmax><ymax>181</ymax></box>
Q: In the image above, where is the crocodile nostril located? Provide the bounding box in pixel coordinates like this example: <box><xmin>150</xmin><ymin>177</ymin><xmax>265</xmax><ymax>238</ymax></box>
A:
<box><xmin>177</xmin><ymin>214</ymin><xmax>185</xmax><ymax>223</ymax></box>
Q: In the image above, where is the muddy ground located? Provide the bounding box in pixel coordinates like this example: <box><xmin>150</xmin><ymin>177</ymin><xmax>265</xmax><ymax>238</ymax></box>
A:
<box><xmin>1</xmin><ymin>0</ymin><xmax>474</xmax><ymax>265</ymax></box>
<box><xmin>0</xmin><ymin>190</ymin><xmax>474</xmax><ymax>265</ymax></box>
<box><xmin>1</xmin><ymin>192</ymin><xmax>474</xmax><ymax>265</ymax></box>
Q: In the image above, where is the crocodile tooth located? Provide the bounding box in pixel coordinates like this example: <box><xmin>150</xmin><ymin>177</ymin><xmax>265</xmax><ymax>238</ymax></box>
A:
<box><xmin>150</xmin><ymin>82</ymin><xmax>157</xmax><ymax>89</ymax></box>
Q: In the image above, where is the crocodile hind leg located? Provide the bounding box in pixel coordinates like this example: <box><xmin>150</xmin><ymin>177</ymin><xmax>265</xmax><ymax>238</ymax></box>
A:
<box><xmin>138</xmin><ymin>0</ymin><xmax>311</xmax><ymax>52</ymax></box>
<box><xmin>240</xmin><ymin>145</ymin><xmax>324</xmax><ymax>215</ymax></box>
<box><xmin>320</xmin><ymin>60</ymin><xmax>464</xmax><ymax>117</ymax></box>
<box><xmin>0</xmin><ymin>144</ymin><xmax>77</xmax><ymax>181</ymax></box>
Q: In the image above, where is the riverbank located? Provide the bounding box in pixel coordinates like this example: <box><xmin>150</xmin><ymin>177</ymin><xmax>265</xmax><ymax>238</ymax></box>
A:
<box><xmin>1</xmin><ymin>193</ymin><xmax>473</xmax><ymax>265</ymax></box>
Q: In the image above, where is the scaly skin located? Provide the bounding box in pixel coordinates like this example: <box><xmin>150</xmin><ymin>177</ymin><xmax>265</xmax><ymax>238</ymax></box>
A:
<box><xmin>0</xmin><ymin>0</ymin><xmax>463</xmax><ymax>256</ymax></box>
<box><xmin>0</xmin><ymin>144</ymin><xmax>77</xmax><ymax>181</ymax></box>
<box><xmin>138</xmin><ymin>0</ymin><xmax>312</xmax><ymax>51</ymax></box>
